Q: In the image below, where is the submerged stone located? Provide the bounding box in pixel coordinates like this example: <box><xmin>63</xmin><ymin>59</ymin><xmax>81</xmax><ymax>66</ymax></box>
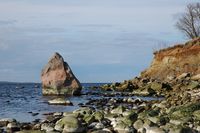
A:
<box><xmin>48</xmin><ymin>98</ymin><xmax>73</xmax><ymax>105</ymax></box>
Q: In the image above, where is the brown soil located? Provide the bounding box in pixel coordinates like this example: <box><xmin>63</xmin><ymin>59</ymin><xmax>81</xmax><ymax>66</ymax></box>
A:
<box><xmin>141</xmin><ymin>37</ymin><xmax>200</xmax><ymax>80</ymax></box>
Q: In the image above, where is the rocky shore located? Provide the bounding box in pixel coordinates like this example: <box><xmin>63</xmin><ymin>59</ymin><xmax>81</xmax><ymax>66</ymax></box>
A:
<box><xmin>1</xmin><ymin>38</ymin><xmax>200</xmax><ymax>133</ymax></box>
<box><xmin>1</xmin><ymin>72</ymin><xmax>200</xmax><ymax>133</ymax></box>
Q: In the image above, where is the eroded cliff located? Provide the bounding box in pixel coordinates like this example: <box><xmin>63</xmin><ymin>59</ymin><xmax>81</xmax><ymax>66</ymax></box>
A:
<box><xmin>141</xmin><ymin>37</ymin><xmax>200</xmax><ymax>80</ymax></box>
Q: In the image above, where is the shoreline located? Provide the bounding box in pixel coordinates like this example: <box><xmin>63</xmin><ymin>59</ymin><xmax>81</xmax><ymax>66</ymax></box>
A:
<box><xmin>2</xmin><ymin>38</ymin><xmax>200</xmax><ymax>132</ymax></box>
<box><xmin>1</xmin><ymin>74</ymin><xmax>200</xmax><ymax>132</ymax></box>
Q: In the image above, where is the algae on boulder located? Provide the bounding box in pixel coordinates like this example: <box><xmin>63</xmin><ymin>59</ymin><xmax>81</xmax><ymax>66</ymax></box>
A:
<box><xmin>55</xmin><ymin>115</ymin><xmax>85</xmax><ymax>132</ymax></box>
<box><xmin>113</xmin><ymin>121</ymin><xmax>136</xmax><ymax>133</ymax></box>
<box><xmin>133</xmin><ymin>119</ymin><xmax>144</xmax><ymax>130</ymax></box>
<box><xmin>73</xmin><ymin>107</ymin><xmax>93</xmax><ymax>116</ymax></box>
<box><xmin>151</xmin><ymin>82</ymin><xmax>163</xmax><ymax>90</ymax></box>
<box><xmin>93</xmin><ymin>111</ymin><xmax>104</xmax><ymax>121</ymax></box>
<box><xmin>187</xmin><ymin>81</ymin><xmax>199</xmax><ymax>90</ymax></box>
<box><xmin>193</xmin><ymin>110</ymin><xmax>200</xmax><ymax>120</ymax></box>
<box><xmin>111</xmin><ymin>106</ymin><xmax>126</xmax><ymax>114</ymax></box>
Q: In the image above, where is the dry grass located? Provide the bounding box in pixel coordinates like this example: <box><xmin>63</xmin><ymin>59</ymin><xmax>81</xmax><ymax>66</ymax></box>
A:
<box><xmin>154</xmin><ymin>37</ymin><xmax>200</xmax><ymax>61</ymax></box>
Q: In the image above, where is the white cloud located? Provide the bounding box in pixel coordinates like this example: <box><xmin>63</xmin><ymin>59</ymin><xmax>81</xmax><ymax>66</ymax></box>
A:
<box><xmin>0</xmin><ymin>0</ymin><xmax>199</xmax><ymax>82</ymax></box>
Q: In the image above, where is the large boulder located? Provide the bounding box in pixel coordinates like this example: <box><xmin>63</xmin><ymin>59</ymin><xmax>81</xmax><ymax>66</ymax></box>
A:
<box><xmin>55</xmin><ymin>115</ymin><xmax>85</xmax><ymax>132</ymax></box>
<box><xmin>41</xmin><ymin>52</ymin><xmax>82</xmax><ymax>95</ymax></box>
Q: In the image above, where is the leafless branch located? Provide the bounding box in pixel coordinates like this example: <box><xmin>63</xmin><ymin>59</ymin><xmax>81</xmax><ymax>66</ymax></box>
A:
<box><xmin>176</xmin><ymin>3</ymin><xmax>200</xmax><ymax>39</ymax></box>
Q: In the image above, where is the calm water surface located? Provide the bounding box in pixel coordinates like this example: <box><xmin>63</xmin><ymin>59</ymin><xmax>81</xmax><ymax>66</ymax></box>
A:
<box><xmin>0</xmin><ymin>82</ymin><xmax>161</xmax><ymax>122</ymax></box>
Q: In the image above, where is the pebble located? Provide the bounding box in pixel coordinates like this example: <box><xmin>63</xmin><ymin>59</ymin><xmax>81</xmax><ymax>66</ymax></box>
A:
<box><xmin>88</xmin><ymin>122</ymin><xmax>98</xmax><ymax>129</ymax></box>
<box><xmin>41</xmin><ymin>123</ymin><xmax>54</xmax><ymax>132</ymax></box>
<box><xmin>95</xmin><ymin>123</ymin><xmax>105</xmax><ymax>129</ymax></box>
<box><xmin>7</xmin><ymin>123</ymin><xmax>17</xmax><ymax>128</ymax></box>
<box><xmin>3</xmin><ymin>73</ymin><xmax>200</xmax><ymax>133</ymax></box>
<box><xmin>0</xmin><ymin>118</ymin><xmax>16</xmax><ymax>127</ymax></box>
<box><xmin>53</xmin><ymin>112</ymin><xmax>63</xmax><ymax>117</ymax></box>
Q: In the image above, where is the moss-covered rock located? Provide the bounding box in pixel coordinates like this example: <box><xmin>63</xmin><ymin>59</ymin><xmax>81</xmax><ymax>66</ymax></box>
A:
<box><xmin>110</xmin><ymin>80</ymin><xmax>136</xmax><ymax>91</ymax></box>
<box><xmin>151</xmin><ymin>82</ymin><xmax>163</xmax><ymax>90</ymax></box>
<box><xmin>147</xmin><ymin>110</ymin><xmax>160</xmax><ymax>117</ymax></box>
<box><xmin>167</xmin><ymin>103</ymin><xmax>200</xmax><ymax>125</ymax></box>
<box><xmin>16</xmin><ymin>130</ymin><xmax>45</xmax><ymax>133</ymax></box>
<box><xmin>143</xmin><ymin>119</ymin><xmax>156</xmax><ymax>129</ymax></box>
<box><xmin>133</xmin><ymin>119</ymin><xmax>144</xmax><ymax>130</ymax></box>
<box><xmin>169</xmin><ymin>103</ymin><xmax>200</xmax><ymax>119</ymax></box>
<box><xmin>104</xmin><ymin>113</ymin><xmax>118</xmax><ymax>121</ymax></box>
<box><xmin>93</xmin><ymin>111</ymin><xmax>104</xmax><ymax>121</ymax></box>
<box><xmin>55</xmin><ymin>115</ymin><xmax>85</xmax><ymax>132</ymax></box>
<box><xmin>110</xmin><ymin>106</ymin><xmax>126</xmax><ymax>114</ymax></box>
<box><xmin>148</xmin><ymin>116</ymin><xmax>159</xmax><ymax>124</ymax></box>
<box><xmin>101</xmin><ymin>84</ymin><xmax>112</xmax><ymax>91</ymax></box>
<box><xmin>84</xmin><ymin>115</ymin><xmax>95</xmax><ymax>124</ymax></box>
<box><xmin>133</xmin><ymin>87</ymin><xmax>156</xmax><ymax>96</ymax></box>
<box><xmin>157</xmin><ymin>116</ymin><xmax>169</xmax><ymax>126</ymax></box>
<box><xmin>145</xmin><ymin>126</ymin><xmax>165</xmax><ymax>133</ymax></box>
<box><xmin>73</xmin><ymin>107</ymin><xmax>93</xmax><ymax>116</ymax></box>
<box><xmin>118</xmin><ymin>117</ymin><xmax>133</xmax><ymax>127</ymax></box>
<box><xmin>169</xmin><ymin>126</ymin><xmax>194</xmax><ymax>133</ymax></box>
<box><xmin>187</xmin><ymin>81</ymin><xmax>199</xmax><ymax>90</ymax></box>
<box><xmin>113</xmin><ymin>120</ymin><xmax>136</xmax><ymax>133</ymax></box>
<box><xmin>126</xmin><ymin>112</ymin><xmax>138</xmax><ymax>123</ymax></box>
<box><xmin>193</xmin><ymin>110</ymin><xmax>200</xmax><ymax>120</ymax></box>
<box><xmin>122</xmin><ymin>110</ymin><xmax>137</xmax><ymax>116</ymax></box>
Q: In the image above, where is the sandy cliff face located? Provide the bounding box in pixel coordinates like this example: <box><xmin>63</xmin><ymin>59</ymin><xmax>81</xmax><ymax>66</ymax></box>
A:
<box><xmin>141</xmin><ymin>37</ymin><xmax>200</xmax><ymax>80</ymax></box>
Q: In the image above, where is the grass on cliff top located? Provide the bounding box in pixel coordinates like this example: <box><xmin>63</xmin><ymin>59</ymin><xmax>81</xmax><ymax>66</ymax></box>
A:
<box><xmin>154</xmin><ymin>37</ymin><xmax>200</xmax><ymax>55</ymax></box>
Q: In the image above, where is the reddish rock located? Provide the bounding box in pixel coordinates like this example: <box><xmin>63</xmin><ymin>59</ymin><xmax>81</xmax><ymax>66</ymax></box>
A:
<box><xmin>41</xmin><ymin>52</ymin><xmax>82</xmax><ymax>95</ymax></box>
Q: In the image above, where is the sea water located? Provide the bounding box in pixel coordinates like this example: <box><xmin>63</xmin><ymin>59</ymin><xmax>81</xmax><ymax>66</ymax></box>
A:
<box><xmin>0</xmin><ymin>82</ymin><xmax>161</xmax><ymax>122</ymax></box>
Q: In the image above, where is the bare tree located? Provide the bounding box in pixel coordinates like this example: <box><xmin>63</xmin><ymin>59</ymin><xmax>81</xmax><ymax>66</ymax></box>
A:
<box><xmin>176</xmin><ymin>3</ymin><xmax>200</xmax><ymax>39</ymax></box>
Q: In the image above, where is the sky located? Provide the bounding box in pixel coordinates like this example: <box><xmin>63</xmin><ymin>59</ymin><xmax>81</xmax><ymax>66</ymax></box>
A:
<box><xmin>0</xmin><ymin>0</ymin><xmax>199</xmax><ymax>83</ymax></box>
